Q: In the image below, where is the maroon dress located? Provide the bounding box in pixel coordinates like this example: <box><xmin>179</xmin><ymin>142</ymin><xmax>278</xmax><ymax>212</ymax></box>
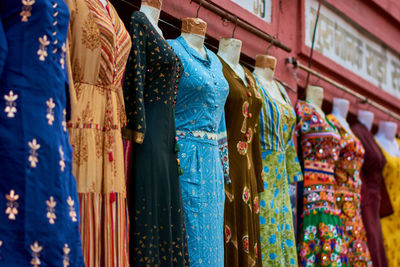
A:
<box><xmin>351</xmin><ymin>122</ymin><xmax>388</xmax><ymax>267</ymax></box>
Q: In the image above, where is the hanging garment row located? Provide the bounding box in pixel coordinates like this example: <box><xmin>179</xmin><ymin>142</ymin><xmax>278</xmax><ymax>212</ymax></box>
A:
<box><xmin>1</xmin><ymin>0</ymin><xmax>399</xmax><ymax>267</ymax></box>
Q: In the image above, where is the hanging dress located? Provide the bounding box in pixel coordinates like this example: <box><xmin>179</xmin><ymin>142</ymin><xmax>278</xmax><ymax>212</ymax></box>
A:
<box><xmin>327</xmin><ymin>114</ymin><xmax>372</xmax><ymax>266</ymax></box>
<box><xmin>0</xmin><ymin>1</ymin><xmax>84</xmax><ymax>265</ymax></box>
<box><xmin>65</xmin><ymin>0</ymin><xmax>131</xmax><ymax>265</ymax></box>
<box><xmin>351</xmin><ymin>122</ymin><xmax>388</xmax><ymax>267</ymax></box>
<box><xmin>122</xmin><ymin>11</ymin><xmax>189</xmax><ymax>266</ymax></box>
<box><xmin>220</xmin><ymin>59</ymin><xmax>263</xmax><ymax>267</ymax></box>
<box><xmin>379</xmin><ymin>139</ymin><xmax>400</xmax><ymax>267</ymax></box>
<box><xmin>254</xmin><ymin>75</ymin><xmax>303</xmax><ymax>266</ymax></box>
<box><xmin>168</xmin><ymin>36</ymin><xmax>230</xmax><ymax>266</ymax></box>
<box><xmin>296</xmin><ymin>101</ymin><xmax>348</xmax><ymax>267</ymax></box>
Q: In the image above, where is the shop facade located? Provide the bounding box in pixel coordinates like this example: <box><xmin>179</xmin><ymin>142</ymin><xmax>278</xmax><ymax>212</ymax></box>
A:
<box><xmin>113</xmin><ymin>0</ymin><xmax>400</xmax><ymax>129</ymax></box>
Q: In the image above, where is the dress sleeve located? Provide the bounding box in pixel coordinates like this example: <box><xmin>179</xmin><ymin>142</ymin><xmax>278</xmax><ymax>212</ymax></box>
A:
<box><xmin>217</xmin><ymin>111</ymin><xmax>230</xmax><ymax>184</ymax></box>
<box><xmin>253</xmin><ymin>117</ymin><xmax>264</xmax><ymax>193</ymax></box>
<box><xmin>0</xmin><ymin>15</ymin><xmax>8</xmax><ymax>77</ymax></box>
<box><xmin>122</xmin><ymin>14</ymin><xmax>147</xmax><ymax>144</ymax></box>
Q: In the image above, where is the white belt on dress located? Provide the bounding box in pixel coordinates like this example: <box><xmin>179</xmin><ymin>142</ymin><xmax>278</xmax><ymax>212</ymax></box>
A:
<box><xmin>176</xmin><ymin>130</ymin><xmax>218</xmax><ymax>141</ymax></box>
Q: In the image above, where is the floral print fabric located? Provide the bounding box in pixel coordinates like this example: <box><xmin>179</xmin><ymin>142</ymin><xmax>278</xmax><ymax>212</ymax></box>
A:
<box><xmin>254</xmin><ymin>75</ymin><xmax>303</xmax><ymax>266</ymax></box>
<box><xmin>65</xmin><ymin>0</ymin><xmax>132</xmax><ymax>265</ymax></box>
<box><xmin>220</xmin><ymin>59</ymin><xmax>263</xmax><ymax>267</ymax></box>
<box><xmin>296</xmin><ymin>101</ymin><xmax>348</xmax><ymax>267</ymax></box>
<box><xmin>327</xmin><ymin>114</ymin><xmax>372</xmax><ymax>267</ymax></box>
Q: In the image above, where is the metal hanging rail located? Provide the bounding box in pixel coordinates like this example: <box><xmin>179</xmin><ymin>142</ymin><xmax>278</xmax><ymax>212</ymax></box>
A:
<box><xmin>190</xmin><ymin>0</ymin><xmax>292</xmax><ymax>53</ymax></box>
<box><xmin>286</xmin><ymin>57</ymin><xmax>400</xmax><ymax>122</ymax></box>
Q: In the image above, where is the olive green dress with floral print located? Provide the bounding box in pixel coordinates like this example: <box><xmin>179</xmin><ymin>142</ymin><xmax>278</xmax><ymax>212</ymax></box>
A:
<box><xmin>219</xmin><ymin>58</ymin><xmax>264</xmax><ymax>267</ymax></box>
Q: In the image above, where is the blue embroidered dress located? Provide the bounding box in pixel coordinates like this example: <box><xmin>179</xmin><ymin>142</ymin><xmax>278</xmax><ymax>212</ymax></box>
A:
<box><xmin>253</xmin><ymin>75</ymin><xmax>303</xmax><ymax>266</ymax></box>
<box><xmin>0</xmin><ymin>2</ymin><xmax>84</xmax><ymax>266</ymax></box>
<box><xmin>168</xmin><ymin>36</ymin><xmax>230</xmax><ymax>266</ymax></box>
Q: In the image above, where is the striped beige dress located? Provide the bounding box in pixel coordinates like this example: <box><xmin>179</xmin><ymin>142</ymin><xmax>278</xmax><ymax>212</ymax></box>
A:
<box><xmin>66</xmin><ymin>0</ymin><xmax>131</xmax><ymax>266</ymax></box>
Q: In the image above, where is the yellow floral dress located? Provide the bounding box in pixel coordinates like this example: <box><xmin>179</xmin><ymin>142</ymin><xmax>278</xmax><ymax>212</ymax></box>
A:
<box><xmin>380</xmin><ymin>139</ymin><xmax>400</xmax><ymax>267</ymax></box>
<box><xmin>66</xmin><ymin>0</ymin><xmax>131</xmax><ymax>266</ymax></box>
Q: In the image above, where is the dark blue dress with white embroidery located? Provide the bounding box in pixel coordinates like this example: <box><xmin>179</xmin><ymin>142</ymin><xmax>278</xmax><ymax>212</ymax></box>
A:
<box><xmin>0</xmin><ymin>1</ymin><xmax>84</xmax><ymax>266</ymax></box>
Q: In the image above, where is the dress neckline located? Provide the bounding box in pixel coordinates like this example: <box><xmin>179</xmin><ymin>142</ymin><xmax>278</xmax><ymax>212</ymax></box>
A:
<box><xmin>328</xmin><ymin>114</ymin><xmax>358</xmax><ymax>140</ymax></box>
<box><xmin>253</xmin><ymin>73</ymin><xmax>290</xmax><ymax>107</ymax></box>
<box><xmin>375</xmin><ymin>137</ymin><xmax>400</xmax><ymax>159</ymax></box>
<box><xmin>303</xmin><ymin>100</ymin><xmax>336</xmax><ymax>130</ymax></box>
<box><xmin>218</xmin><ymin>56</ymin><xmax>252</xmax><ymax>88</ymax></box>
<box><xmin>177</xmin><ymin>36</ymin><xmax>211</xmax><ymax>65</ymax></box>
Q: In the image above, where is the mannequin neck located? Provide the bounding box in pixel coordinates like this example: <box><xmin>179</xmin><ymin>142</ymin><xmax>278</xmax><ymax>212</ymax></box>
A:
<box><xmin>253</xmin><ymin>67</ymin><xmax>274</xmax><ymax>82</ymax></box>
<box><xmin>180</xmin><ymin>33</ymin><xmax>207</xmax><ymax>59</ymax></box>
<box><xmin>217</xmin><ymin>38</ymin><xmax>241</xmax><ymax>67</ymax></box>
<box><xmin>99</xmin><ymin>0</ymin><xmax>107</xmax><ymax>8</ymax></box>
<box><xmin>305</xmin><ymin>85</ymin><xmax>324</xmax><ymax>114</ymax></box>
<box><xmin>140</xmin><ymin>5</ymin><xmax>162</xmax><ymax>35</ymax></box>
<box><xmin>331</xmin><ymin>103</ymin><xmax>353</xmax><ymax>134</ymax></box>
<box><xmin>357</xmin><ymin>110</ymin><xmax>374</xmax><ymax>131</ymax></box>
<box><xmin>376</xmin><ymin>122</ymin><xmax>397</xmax><ymax>141</ymax></box>
<box><xmin>376</xmin><ymin>122</ymin><xmax>399</xmax><ymax>156</ymax></box>
<box><xmin>217</xmin><ymin>38</ymin><xmax>247</xmax><ymax>85</ymax></box>
<box><xmin>332</xmin><ymin>98</ymin><xmax>349</xmax><ymax>119</ymax></box>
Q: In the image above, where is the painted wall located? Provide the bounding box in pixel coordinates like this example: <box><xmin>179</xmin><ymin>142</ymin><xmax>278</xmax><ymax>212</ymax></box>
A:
<box><xmin>112</xmin><ymin>0</ymin><xmax>400</xmax><ymax>132</ymax></box>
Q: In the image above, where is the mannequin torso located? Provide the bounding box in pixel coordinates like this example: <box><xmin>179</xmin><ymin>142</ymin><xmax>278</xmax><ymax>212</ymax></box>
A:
<box><xmin>180</xmin><ymin>17</ymin><xmax>207</xmax><ymax>59</ymax></box>
<box><xmin>140</xmin><ymin>4</ymin><xmax>163</xmax><ymax>37</ymax></box>
<box><xmin>217</xmin><ymin>38</ymin><xmax>247</xmax><ymax>86</ymax></box>
<box><xmin>253</xmin><ymin>67</ymin><xmax>286</xmax><ymax>105</ymax></box>
<box><xmin>305</xmin><ymin>85</ymin><xmax>325</xmax><ymax>118</ymax></box>
<box><xmin>357</xmin><ymin>110</ymin><xmax>374</xmax><ymax>131</ymax></box>
<box><xmin>375</xmin><ymin>121</ymin><xmax>400</xmax><ymax>156</ymax></box>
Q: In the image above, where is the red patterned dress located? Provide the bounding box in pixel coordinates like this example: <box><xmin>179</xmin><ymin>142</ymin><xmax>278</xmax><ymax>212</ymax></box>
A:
<box><xmin>327</xmin><ymin>114</ymin><xmax>372</xmax><ymax>267</ymax></box>
<box><xmin>296</xmin><ymin>101</ymin><xmax>348</xmax><ymax>266</ymax></box>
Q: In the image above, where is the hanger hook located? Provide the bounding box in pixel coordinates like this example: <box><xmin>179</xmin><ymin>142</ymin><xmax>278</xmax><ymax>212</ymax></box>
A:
<box><xmin>266</xmin><ymin>38</ymin><xmax>275</xmax><ymax>55</ymax></box>
<box><xmin>196</xmin><ymin>0</ymin><xmax>203</xmax><ymax>18</ymax></box>
<box><xmin>232</xmin><ymin>16</ymin><xmax>238</xmax><ymax>38</ymax></box>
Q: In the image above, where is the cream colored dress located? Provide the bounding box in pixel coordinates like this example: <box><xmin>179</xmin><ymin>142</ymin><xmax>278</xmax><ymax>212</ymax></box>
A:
<box><xmin>66</xmin><ymin>0</ymin><xmax>131</xmax><ymax>266</ymax></box>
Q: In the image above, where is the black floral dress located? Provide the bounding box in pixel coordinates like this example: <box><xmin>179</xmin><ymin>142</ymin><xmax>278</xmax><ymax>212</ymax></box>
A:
<box><xmin>122</xmin><ymin>11</ymin><xmax>189</xmax><ymax>266</ymax></box>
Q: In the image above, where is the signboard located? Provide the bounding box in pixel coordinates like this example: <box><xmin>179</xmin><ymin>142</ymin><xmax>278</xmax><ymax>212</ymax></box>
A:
<box><xmin>305</xmin><ymin>0</ymin><xmax>400</xmax><ymax>98</ymax></box>
<box><xmin>231</xmin><ymin>0</ymin><xmax>272</xmax><ymax>23</ymax></box>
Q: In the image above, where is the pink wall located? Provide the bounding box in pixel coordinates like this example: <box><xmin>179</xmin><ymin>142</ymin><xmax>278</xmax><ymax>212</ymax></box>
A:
<box><xmin>162</xmin><ymin>0</ymin><xmax>400</xmax><ymax>132</ymax></box>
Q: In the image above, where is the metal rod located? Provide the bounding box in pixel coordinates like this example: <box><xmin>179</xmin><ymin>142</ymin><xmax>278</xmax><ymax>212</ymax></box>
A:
<box><xmin>190</xmin><ymin>0</ymin><xmax>292</xmax><ymax>53</ymax></box>
<box><xmin>286</xmin><ymin>57</ymin><xmax>400</xmax><ymax>121</ymax></box>
<box><xmin>305</xmin><ymin>0</ymin><xmax>323</xmax><ymax>88</ymax></box>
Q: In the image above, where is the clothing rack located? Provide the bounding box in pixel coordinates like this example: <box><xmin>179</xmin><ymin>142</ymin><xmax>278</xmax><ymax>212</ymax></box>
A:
<box><xmin>116</xmin><ymin>0</ymin><xmax>291</xmax><ymax>53</ymax></box>
<box><xmin>286</xmin><ymin>57</ymin><xmax>400</xmax><ymax>122</ymax></box>
<box><xmin>190</xmin><ymin>0</ymin><xmax>291</xmax><ymax>53</ymax></box>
